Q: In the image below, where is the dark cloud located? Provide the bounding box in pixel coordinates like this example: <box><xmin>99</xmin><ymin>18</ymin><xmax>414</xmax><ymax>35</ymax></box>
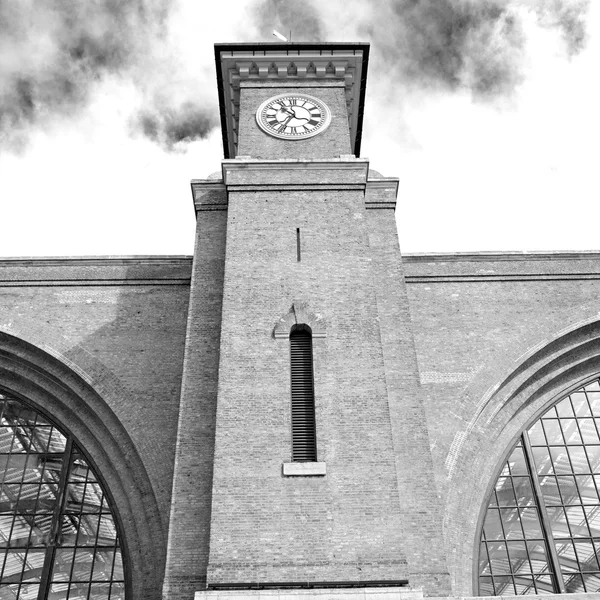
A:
<box><xmin>535</xmin><ymin>0</ymin><xmax>590</xmax><ymax>56</ymax></box>
<box><xmin>250</xmin><ymin>0</ymin><xmax>325</xmax><ymax>42</ymax></box>
<box><xmin>360</xmin><ymin>0</ymin><xmax>527</xmax><ymax>98</ymax></box>
<box><xmin>0</xmin><ymin>0</ymin><xmax>218</xmax><ymax>152</ymax></box>
<box><xmin>134</xmin><ymin>99</ymin><xmax>218</xmax><ymax>151</ymax></box>
<box><xmin>247</xmin><ymin>0</ymin><xmax>590</xmax><ymax>101</ymax></box>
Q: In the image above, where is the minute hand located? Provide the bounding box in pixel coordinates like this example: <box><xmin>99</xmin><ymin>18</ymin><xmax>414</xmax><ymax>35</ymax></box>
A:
<box><xmin>278</xmin><ymin>113</ymin><xmax>294</xmax><ymax>129</ymax></box>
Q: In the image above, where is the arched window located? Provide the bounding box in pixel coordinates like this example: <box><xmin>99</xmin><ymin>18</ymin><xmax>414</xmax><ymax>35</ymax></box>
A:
<box><xmin>290</xmin><ymin>326</ymin><xmax>317</xmax><ymax>462</ymax></box>
<box><xmin>479</xmin><ymin>378</ymin><xmax>600</xmax><ymax>595</ymax></box>
<box><xmin>0</xmin><ymin>390</ymin><xmax>125</xmax><ymax>600</ymax></box>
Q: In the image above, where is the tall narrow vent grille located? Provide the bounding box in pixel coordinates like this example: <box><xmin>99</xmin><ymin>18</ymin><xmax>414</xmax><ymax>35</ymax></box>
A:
<box><xmin>290</xmin><ymin>329</ymin><xmax>317</xmax><ymax>461</ymax></box>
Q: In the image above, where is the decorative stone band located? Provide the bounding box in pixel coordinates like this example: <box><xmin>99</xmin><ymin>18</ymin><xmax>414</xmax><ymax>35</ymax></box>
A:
<box><xmin>191</xmin><ymin>160</ymin><xmax>398</xmax><ymax>213</ymax></box>
<box><xmin>365</xmin><ymin>179</ymin><xmax>399</xmax><ymax>211</ymax></box>
<box><xmin>222</xmin><ymin>157</ymin><xmax>369</xmax><ymax>188</ymax></box>
<box><xmin>191</xmin><ymin>181</ymin><xmax>228</xmax><ymax>213</ymax></box>
<box><xmin>195</xmin><ymin>585</ymin><xmax>419</xmax><ymax>600</ymax></box>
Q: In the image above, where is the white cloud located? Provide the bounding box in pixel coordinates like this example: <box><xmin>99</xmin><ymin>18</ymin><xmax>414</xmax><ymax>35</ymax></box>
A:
<box><xmin>0</xmin><ymin>0</ymin><xmax>597</xmax><ymax>256</ymax></box>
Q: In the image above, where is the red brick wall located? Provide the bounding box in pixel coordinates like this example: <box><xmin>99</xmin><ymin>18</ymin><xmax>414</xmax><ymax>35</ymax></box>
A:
<box><xmin>0</xmin><ymin>257</ymin><xmax>191</xmax><ymax>600</ymax></box>
<box><xmin>403</xmin><ymin>253</ymin><xmax>600</xmax><ymax>595</ymax></box>
<box><xmin>163</xmin><ymin>190</ymin><xmax>228</xmax><ymax>600</ymax></box>
<box><xmin>206</xmin><ymin>166</ymin><xmax>409</xmax><ymax>584</ymax></box>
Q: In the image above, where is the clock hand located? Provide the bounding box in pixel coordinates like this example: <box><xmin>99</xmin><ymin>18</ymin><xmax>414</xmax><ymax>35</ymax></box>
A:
<box><xmin>279</xmin><ymin>113</ymin><xmax>294</xmax><ymax>129</ymax></box>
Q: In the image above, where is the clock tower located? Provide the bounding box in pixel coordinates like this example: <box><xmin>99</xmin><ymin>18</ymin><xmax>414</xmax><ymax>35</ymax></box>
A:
<box><xmin>163</xmin><ymin>43</ymin><xmax>450</xmax><ymax>600</ymax></box>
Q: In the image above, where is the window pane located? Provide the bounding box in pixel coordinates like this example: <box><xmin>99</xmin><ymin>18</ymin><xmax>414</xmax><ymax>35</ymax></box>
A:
<box><xmin>533</xmin><ymin>574</ymin><xmax>555</xmax><ymax>594</ymax></box>
<box><xmin>483</xmin><ymin>508</ymin><xmax>504</xmax><ymax>540</ymax></box>
<box><xmin>573</xmin><ymin>540</ymin><xmax>599</xmax><ymax>571</ymax></box>
<box><xmin>479</xmin><ymin>576</ymin><xmax>494</xmax><ymax>596</ymax></box>
<box><xmin>562</xmin><ymin>420</ymin><xmax>583</xmax><ymax>445</ymax></box>
<box><xmin>557</xmin><ymin>476</ymin><xmax>581</xmax><ymax>505</ymax></box>
<box><xmin>542</xmin><ymin>420</ymin><xmax>564</xmax><ymax>445</ymax></box>
<box><xmin>501</xmin><ymin>508</ymin><xmax>526</xmax><ymax>539</ymax></box>
<box><xmin>585</xmin><ymin>506</ymin><xmax>600</xmax><ymax>536</ymax></box>
<box><xmin>493</xmin><ymin>576</ymin><xmax>516</xmax><ymax>595</ymax></box>
<box><xmin>512</xmin><ymin>477</ymin><xmax>535</xmax><ymax>505</ymax></box>
<box><xmin>556</xmin><ymin>398</ymin><xmax>575</xmax><ymax>418</ymax></box>
<box><xmin>510</xmin><ymin>446</ymin><xmax>529</xmax><ymax>475</ymax></box>
<box><xmin>556</xmin><ymin>540</ymin><xmax>579</xmax><ymax>572</ymax></box>
<box><xmin>494</xmin><ymin>477</ymin><xmax>516</xmax><ymax>507</ymax></box>
<box><xmin>579</xmin><ymin>420</ymin><xmax>600</xmax><ymax>444</ymax></box>
<box><xmin>529</xmin><ymin>421</ymin><xmax>547</xmax><ymax>446</ymax></box>
<box><xmin>506</xmin><ymin>540</ymin><xmax>531</xmax><ymax>573</ymax></box>
<box><xmin>565</xmin><ymin>506</ymin><xmax>589</xmax><ymax>537</ymax></box>
<box><xmin>576</xmin><ymin>475</ymin><xmax>599</xmax><ymax>504</ymax></box>
<box><xmin>571</xmin><ymin>393</ymin><xmax>592</xmax><ymax>417</ymax></box>
<box><xmin>549</xmin><ymin>447</ymin><xmax>571</xmax><ymax>474</ymax></box>
<box><xmin>527</xmin><ymin>541</ymin><xmax>551</xmax><ymax>574</ymax></box>
<box><xmin>583</xmin><ymin>574</ymin><xmax>600</xmax><ymax>593</ymax></box>
<box><xmin>539</xmin><ymin>475</ymin><xmax>561</xmax><ymax>506</ymax></box>
<box><xmin>586</xmin><ymin>445</ymin><xmax>600</xmax><ymax>472</ymax></box>
<box><xmin>532</xmin><ymin>447</ymin><xmax>553</xmax><ymax>476</ymax></box>
<box><xmin>514</xmin><ymin>578</ymin><xmax>536</xmax><ymax>595</ymax></box>
<box><xmin>564</xmin><ymin>573</ymin><xmax>585</xmax><ymax>593</ymax></box>
<box><xmin>521</xmin><ymin>508</ymin><xmax>544</xmax><ymax>539</ymax></box>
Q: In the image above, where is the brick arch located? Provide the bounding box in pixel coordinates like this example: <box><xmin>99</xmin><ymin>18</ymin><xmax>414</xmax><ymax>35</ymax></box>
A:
<box><xmin>0</xmin><ymin>329</ymin><xmax>165</xmax><ymax>600</ymax></box>
<box><xmin>273</xmin><ymin>302</ymin><xmax>327</xmax><ymax>339</ymax></box>
<box><xmin>444</xmin><ymin>316</ymin><xmax>600</xmax><ymax>595</ymax></box>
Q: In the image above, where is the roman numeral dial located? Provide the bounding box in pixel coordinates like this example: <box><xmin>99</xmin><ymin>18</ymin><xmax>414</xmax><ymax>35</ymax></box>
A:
<box><xmin>256</xmin><ymin>93</ymin><xmax>332</xmax><ymax>140</ymax></box>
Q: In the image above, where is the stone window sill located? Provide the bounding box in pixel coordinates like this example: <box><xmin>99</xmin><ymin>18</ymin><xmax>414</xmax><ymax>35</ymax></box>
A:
<box><xmin>282</xmin><ymin>462</ymin><xmax>326</xmax><ymax>477</ymax></box>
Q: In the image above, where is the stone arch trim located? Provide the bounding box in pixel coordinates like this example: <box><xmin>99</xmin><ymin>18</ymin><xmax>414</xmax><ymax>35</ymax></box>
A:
<box><xmin>444</xmin><ymin>316</ymin><xmax>600</xmax><ymax>595</ymax></box>
<box><xmin>0</xmin><ymin>329</ymin><xmax>165</xmax><ymax>600</ymax></box>
<box><xmin>273</xmin><ymin>302</ymin><xmax>327</xmax><ymax>339</ymax></box>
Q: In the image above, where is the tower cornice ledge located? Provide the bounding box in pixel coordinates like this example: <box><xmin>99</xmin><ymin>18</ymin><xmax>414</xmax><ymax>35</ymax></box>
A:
<box><xmin>221</xmin><ymin>157</ymin><xmax>369</xmax><ymax>188</ymax></box>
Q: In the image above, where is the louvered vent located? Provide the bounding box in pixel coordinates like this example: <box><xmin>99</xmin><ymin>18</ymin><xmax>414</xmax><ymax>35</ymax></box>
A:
<box><xmin>290</xmin><ymin>328</ymin><xmax>317</xmax><ymax>461</ymax></box>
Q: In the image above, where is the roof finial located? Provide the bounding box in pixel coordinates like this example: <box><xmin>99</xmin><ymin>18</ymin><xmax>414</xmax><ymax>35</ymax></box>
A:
<box><xmin>272</xmin><ymin>29</ymin><xmax>290</xmax><ymax>42</ymax></box>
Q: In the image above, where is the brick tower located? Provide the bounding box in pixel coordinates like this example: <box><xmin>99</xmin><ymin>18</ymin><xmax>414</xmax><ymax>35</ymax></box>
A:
<box><xmin>163</xmin><ymin>43</ymin><xmax>450</xmax><ymax>600</ymax></box>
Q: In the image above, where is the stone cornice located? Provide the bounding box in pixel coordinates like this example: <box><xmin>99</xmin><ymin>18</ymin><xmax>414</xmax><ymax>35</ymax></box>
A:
<box><xmin>191</xmin><ymin>159</ymin><xmax>401</xmax><ymax>211</ymax></box>
<box><xmin>0</xmin><ymin>256</ymin><xmax>192</xmax><ymax>286</ymax></box>
<box><xmin>221</xmin><ymin>157</ymin><xmax>370</xmax><ymax>188</ymax></box>
<box><xmin>365</xmin><ymin>178</ymin><xmax>400</xmax><ymax>210</ymax></box>
<box><xmin>215</xmin><ymin>43</ymin><xmax>369</xmax><ymax>159</ymax></box>
<box><xmin>191</xmin><ymin>180</ymin><xmax>228</xmax><ymax>212</ymax></box>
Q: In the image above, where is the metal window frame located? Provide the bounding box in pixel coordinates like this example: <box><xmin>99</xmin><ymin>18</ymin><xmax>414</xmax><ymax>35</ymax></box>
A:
<box><xmin>477</xmin><ymin>376</ymin><xmax>600</xmax><ymax>595</ymax></box>
<box><xmin>0</xmin><ymin>391</ymin><xmax>127</xmax><ymax>600</ymax></box>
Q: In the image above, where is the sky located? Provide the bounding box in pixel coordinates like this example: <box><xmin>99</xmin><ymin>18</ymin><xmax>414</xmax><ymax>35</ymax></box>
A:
<box><xmin>0</xmin><ymin>0</ymin><xmax>598</xmax><ymax>257</ymax></box>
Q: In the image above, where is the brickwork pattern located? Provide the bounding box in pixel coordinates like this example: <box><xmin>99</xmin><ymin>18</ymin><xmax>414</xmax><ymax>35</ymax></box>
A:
<box><xmin>366</xmin><ymin>201</ymin><xmax>450</xmax><ymax>596</ymax></box>
<box><xmin>403</xmin><ymin>254</ymin><xmax>600</xmax><ymax>595</ymax></box>
<box><xmin>0</xmin><ymin>258</ymin><xmax>191</xmax><ymax>600</ymax></box>
<box><xmin>207</xmin><ymin>179</ymin><xmax>408</xmax><ymax>585</ymax></box>
<box><xmin>163</xmin><ymin>199</ymin><xmax>228</xmax><ymax>600</ymax></box>
<box><xmin>0</xmin><ymin>258</ymin><xmax>190</xmax><ymax>524</ymax></box>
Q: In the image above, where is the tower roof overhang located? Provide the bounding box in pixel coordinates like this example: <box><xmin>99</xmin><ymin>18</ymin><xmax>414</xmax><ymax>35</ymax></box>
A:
<box><xmin>214</xmin><ymin>42</ymin><xmax>370</xmax><ymax>159</ymax></box>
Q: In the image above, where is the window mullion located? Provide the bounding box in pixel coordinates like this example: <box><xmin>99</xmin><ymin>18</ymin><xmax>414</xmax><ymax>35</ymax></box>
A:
<box><xmin>521</xmin><ymin>432</ymin><xmax>566</xmax><ymax>594</ymax></box>
<box><xmin>37</xmin><ymin>435</ymin><xmax>73</xmax><ymax>600</ymax></box>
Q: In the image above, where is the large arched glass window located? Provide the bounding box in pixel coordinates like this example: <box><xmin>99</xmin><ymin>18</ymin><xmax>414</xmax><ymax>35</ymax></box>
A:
<box><xmin>479</xmin><ymin>378</ymin><xmax>600</xmax><ymax>595</ymax></box>
<box><xmin>0</xmin><ymin>390</ymin><xmax>125</xmax><ymax>600</ymax></box>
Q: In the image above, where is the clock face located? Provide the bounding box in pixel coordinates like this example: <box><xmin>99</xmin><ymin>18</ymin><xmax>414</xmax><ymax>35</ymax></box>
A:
<box><xmin>256</xmin><ymin>93</ymin><xmax>331</xmax><ymax>140</ymax></box>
